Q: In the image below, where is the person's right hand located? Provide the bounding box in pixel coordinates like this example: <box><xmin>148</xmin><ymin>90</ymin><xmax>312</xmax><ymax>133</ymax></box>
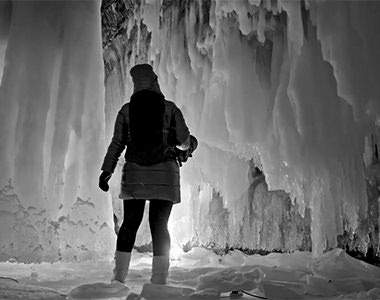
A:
<box><xmin>189</xmin><ymin>135</ymin><xmax>198</xmax><ymax>153</ymax></box>
<box><xmin>99</xmin><ymin>171</ymin><xmax>112</xmax><ymax>192</ymax></box>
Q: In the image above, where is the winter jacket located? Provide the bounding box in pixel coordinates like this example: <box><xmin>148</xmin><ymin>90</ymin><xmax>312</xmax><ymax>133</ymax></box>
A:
<box><xmin>101</xmin><ymin>91</ymin><xmax>190</xmax><ymax>203</ymax></box>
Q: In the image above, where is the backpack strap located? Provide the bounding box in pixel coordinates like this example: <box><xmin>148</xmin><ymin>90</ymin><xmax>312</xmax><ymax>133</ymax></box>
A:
<box><xmin>125</xmin><ymin>104</ymin><xmax>132</xmax><ymax>144</ymax></box>
<box><xmin>162</xmin><ymin>108</ymin><xmax>171</xmax><ymax>145</ymax></box>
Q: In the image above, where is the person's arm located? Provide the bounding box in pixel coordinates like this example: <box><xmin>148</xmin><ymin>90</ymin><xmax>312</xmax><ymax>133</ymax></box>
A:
<box><xmin>171</xmin><ymin>104</ymin><xmax>200</xmax><ymax>166</ymax></box>
<box><xmin>101</xmin><ymin>107</ymin><xmax>128</xmax><ymax>173</ymax></box>
<box><xmin>99</xmin><ymin>106</ymin><xmax>127</xmax><ymax>191</ymax></box>
<box><xmin>172</xmin><ymin>105</ymin><xmax>190</xmax><ymax>150</ymax></box>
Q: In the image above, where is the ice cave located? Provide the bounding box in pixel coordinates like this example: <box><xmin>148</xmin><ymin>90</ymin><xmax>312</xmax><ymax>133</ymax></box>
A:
<box><xmin>1</xmin><ymin>0</ymin><xmax>380</xmax><ymax>299</ymax></box>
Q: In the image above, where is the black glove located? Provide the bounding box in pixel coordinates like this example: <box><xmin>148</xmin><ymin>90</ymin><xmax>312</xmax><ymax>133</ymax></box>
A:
<box><xmin>189</xmin><ymin>135</ymin><xmax>198</xmax><ymax>153</ymax></box>
<box><xmin>99</xmin><ymin>171</ymin><xmax>112</xmax><ymax>192</ymax></box>
<box><xmin>176</xmin><ymin>135</ymin><xmax>198</xmax><ymax>165</ymax></box>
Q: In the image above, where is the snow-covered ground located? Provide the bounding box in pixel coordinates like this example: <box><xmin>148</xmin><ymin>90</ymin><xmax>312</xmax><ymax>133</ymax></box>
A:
<box><xmin>1</xmin><ymin>247</ymin><xmax>380</xmax><ymax>300</ymax></box>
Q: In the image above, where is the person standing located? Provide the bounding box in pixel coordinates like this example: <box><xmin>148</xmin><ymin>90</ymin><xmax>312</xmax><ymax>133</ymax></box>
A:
<box><xmin>99</xmin><ymin>64</ymin><xmax>196</xmax><ymax>285</ymax></box>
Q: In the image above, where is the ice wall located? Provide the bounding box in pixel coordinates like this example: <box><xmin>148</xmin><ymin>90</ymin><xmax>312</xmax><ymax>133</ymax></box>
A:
<box><xmin>0</xmin><ymin>0</ymin><xmax>379</xmax><ymax>262</ymax></box>
<box><xmin>0</xmin><ymin>0</ymin><xmax>115</xmax><ymax>262</ymax></box>
<box><xmin>103</xmin><ymin>0</ymin><xmax>380</xmax><ymax>255</ymax></box>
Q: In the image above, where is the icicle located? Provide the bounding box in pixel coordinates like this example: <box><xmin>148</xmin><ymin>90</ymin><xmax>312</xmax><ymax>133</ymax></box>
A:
<box><xmin>0</xmin><ymin>0</ymin><xmax>114</xmax><ymax>262</ymax></box>
<box><xmin>131</xmin><ymin>0</ymin><xmax>377</xmax><ymax>256</ymax></box>
<box><xmin>257</xmin><ymin>6</ymin><xmax>266</xmax><ymax>43</ymax></box>
<box><xmin>278</xmin><ymin>0</ymin><xmax>303</xmax><ymax>54</ymax></box>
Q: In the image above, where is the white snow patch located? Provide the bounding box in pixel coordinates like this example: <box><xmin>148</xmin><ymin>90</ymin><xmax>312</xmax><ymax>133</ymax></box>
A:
<box><xmin>0</xmin><ymin>248</ymin><xmax>379</xmax><ymax>299</ymax></box>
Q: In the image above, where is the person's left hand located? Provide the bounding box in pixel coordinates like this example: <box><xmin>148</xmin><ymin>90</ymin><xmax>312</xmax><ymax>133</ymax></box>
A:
<box><xmin>99</xmin><ymin>171</ymin><xmax>112</xmax><ymax>192</ymax></box>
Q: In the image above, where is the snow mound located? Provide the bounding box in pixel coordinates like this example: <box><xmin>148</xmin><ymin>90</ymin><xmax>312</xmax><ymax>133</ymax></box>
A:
<box><xmin>68</xmin><ymin>281</ymin><xmax>129</xmax><ymax>300</ymax></box>
<box><xmin>0</xmin><ymin>277</ymin><xmax>66</xmax><ymax>300</ymax></box>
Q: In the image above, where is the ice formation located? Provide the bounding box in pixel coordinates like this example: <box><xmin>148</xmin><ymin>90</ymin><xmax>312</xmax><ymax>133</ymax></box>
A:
<box><xmin>0</xmin><ymin>0</ymin><xmax>380</xmax><ymax>262</ymax></box>
<box><xmin>0</xmin><ymin>0</ymin><xmax>115</xmax><ymax>261</ymax></box>
<box><xmin>115</xmin><ymin>0</ymin><xmax>379</xmax><ymax>254</ymax></box>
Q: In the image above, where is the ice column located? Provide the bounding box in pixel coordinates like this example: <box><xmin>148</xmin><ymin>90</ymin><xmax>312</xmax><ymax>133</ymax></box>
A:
<box><xmin>0</xmin><ymin>1</ymin><xmax>114</xmax><ymax>262</ymax></box>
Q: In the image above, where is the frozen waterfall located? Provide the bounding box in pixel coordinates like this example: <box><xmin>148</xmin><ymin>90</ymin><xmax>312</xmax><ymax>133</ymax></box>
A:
<box><xmin>104</xmin><ymin>0</ymin><xmax>380</xmax><ymax>256</ymax></box>
<box><xmin>0</xmin><ymin>0</ymin><xmax>380</xmax><ymax>263</ymax></box>
<box><xmin>0</xmin><ymin>0</ymin><xmax>115</xmax><ymax>262</ymax></box>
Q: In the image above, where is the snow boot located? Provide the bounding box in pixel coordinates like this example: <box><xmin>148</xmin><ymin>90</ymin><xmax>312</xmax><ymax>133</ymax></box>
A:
<box><xmin>111</xmin><ymin>251</ymin><xmax>131</xmax><ymax>284</ymax></box>
<box><xmin>150</xmin><ymin>256</ymin><xmax>170</xmax><ymax>284</ymax></box>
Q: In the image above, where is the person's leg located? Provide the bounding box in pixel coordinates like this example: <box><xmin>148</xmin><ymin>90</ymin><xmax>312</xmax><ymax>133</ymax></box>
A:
<box><xmin>148</xmin><ymin>200</ymin><xmax>173</xmax><ymax>284</ymax></box>
<box><xmin>117</xmin><ymin>200</ymin><xmax>146</xmax><ymax>252</ymax></box>
<box><xmin>113</xmin><ymin>199</ymin><xmax>146</xmax><ymax>283</ymax></box>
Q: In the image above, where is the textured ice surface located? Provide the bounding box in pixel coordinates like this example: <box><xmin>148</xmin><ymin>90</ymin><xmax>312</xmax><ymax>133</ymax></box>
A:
<box><xmin>129</xmin><ymin>0</ymin><xmax>379</xmax><ymax>254</ymax></box>
<box><xmin>1</xmin><ymin>0</ymin><xmax>380</xmax><ymax>262</ymax></box>
<box><xmin>0</xmin><ymin>0</ymin><xmax>115</xmax><ymax>261</ymax></box>
<box><xmin>1</xmin><ymin>248</ymin><xmax>380</xmax><ymax>299</ymax></box>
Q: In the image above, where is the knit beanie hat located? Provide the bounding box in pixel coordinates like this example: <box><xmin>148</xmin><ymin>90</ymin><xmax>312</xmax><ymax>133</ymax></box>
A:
<box><xmin>130</xmin><ymin>64</ymin><xmax>163</xmax><ymax>95</ymax></box>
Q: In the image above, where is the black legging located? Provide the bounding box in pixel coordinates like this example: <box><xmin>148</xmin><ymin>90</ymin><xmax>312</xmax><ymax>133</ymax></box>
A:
<box><xmin>116</xmin><ymin>199</ymin><xmax>173</xmax><ymax>256</ymax></box>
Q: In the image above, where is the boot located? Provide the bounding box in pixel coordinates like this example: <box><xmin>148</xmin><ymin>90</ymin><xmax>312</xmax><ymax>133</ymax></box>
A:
<box><xmin>150</xmin><ymin>256</ymin><xmax>170</xmax><ymax>284</ymax></box>
<box><xmin>111</xmin><ymin>251</ymin><xmax>131</xmax><ymax>284</ymax></box>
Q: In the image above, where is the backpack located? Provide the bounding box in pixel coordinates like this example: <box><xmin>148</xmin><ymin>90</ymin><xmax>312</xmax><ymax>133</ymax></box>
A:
<box><xmin>126</xmin><ymin>90</ymin><xmax>175</xmax><ymax>165</ymax></box>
